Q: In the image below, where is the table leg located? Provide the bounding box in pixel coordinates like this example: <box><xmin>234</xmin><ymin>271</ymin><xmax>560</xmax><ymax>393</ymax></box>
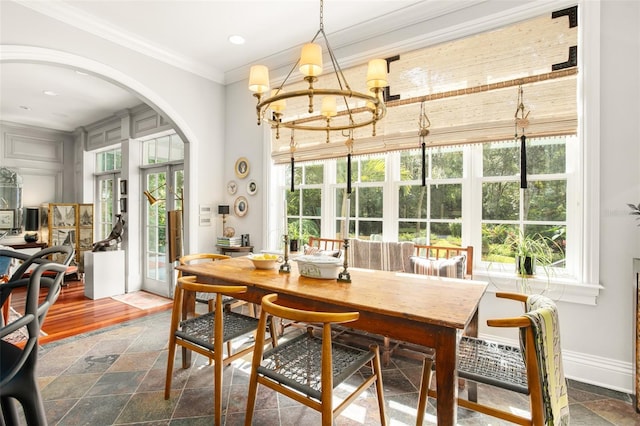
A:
<box><xmin>435</xmin><ymin>329</ymin><xmax>458</xmax><ymax>426</ymax></box>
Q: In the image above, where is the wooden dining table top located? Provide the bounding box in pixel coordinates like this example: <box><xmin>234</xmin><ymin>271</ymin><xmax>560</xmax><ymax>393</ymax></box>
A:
<box><xmin>176</xmin><ymin>256</ymin><xmax>487</xmax><ymax>333</ymax></box>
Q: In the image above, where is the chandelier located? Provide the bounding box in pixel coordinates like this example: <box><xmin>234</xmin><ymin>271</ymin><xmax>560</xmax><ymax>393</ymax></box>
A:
<box><xmin>248</xmin><ymin>0</ymin><xmax>388</xmax><ymax>143</ymax></box>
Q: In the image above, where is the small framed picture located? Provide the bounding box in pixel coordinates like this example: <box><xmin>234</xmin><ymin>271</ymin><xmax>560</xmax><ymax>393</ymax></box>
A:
<box><xmin>0</xmin><ymin>210</ymin><xmax>14</xmax><ymax>229</ymax></box>
<box><xmin>234</xmin><ymin>196</ymin><xmax>248</xmax><ymax>217</ymax></box>
<box><xmin>235</xmin><ymin>157</ymin><xmax>250</xmax><ymax>179</ymax></box>
<box><xmin>227</xmin><ymin>180</ymin><xmax>238</xmax><ymax>195</ymax></box>
<box><xmin>119</xmin><ymin>179</ymin><xmax>127</xmax><ymax>195</ymax></box>
<box><xmin>199</xmin><ymin>216</ymin><xmax>212</xmax><ymax>227</ymax></box>
<box><xmin>119</xmin><ymin>198</ymin><xmax>127</xmax><ymax>213</ymax></box>
<box><xmin>247</xmin><ymin>179</ymin><xmax>257</xmax><ymax>195</ymax></box>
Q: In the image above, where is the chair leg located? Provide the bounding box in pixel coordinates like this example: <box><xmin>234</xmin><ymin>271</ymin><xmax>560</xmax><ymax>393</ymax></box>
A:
<box><xmin>1</xmin><ymin>396</ymin><xmax>20</xmax><ymax>426</ymax></box>
<box><xmin>165</xmin><ymin>335</ymin><xmax>177</xmax><ymax>399</ymax></box>
<box><xmin>18</xmin><ymin>388</ymin><xmax>47</xmax><ymax>426</ymax></box>
<box><xmin>371</xmin><ymin>345</ymin><xmax>387</xmax><ymax>426</ymax></box>
<box><xmin>416</xmin><ymin>357</ymin><xmax>434</xmax><ymax>426</ymax></box>
<box><xmin>214</xmin><ymin>348</ymin><xmax>223</xmax><ymax>426</ymax></box>
<box><xmin>1</xmin><ymin>293</ymin><xmax>11</xmax><ymax>325</ymax></box>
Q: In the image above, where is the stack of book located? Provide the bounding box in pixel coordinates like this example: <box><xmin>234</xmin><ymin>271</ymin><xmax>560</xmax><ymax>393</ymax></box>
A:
<box><xmin>217</xmin><ymin>236</ymin><xmax>242</xmax><ymax>247</ymax></box>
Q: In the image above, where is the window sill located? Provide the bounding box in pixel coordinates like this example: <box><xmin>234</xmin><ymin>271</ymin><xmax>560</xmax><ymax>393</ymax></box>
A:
<box><xmin>472</xmin><ymin>269</ymin><xmax>603</xmax><ymax>305</ymax></box>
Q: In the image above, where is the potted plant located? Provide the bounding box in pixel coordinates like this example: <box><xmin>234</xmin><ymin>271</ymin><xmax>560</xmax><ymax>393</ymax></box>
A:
<box><xmin>505</xmin><ymin>231</ymin><xmax>555</xmax><ymax>277</ymax></box>
<box><xmin>288</xmin><ymin>223</ymin><xmax>300</xmax><ymax>252</ymax></box>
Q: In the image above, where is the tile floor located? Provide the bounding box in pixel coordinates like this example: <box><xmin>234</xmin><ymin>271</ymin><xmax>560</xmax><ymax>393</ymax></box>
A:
<box><xmin>11</xmin><ymin>310</ymin><xmax>639</xmax><ymax>425</ymax></box>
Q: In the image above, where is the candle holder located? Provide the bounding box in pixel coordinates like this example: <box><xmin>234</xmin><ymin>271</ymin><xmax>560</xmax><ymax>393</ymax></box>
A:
<box><xmin>337</xmin><ymin>238</ymin><xmax>351</xmax><ymax>282</ymax></box>
<box><xmin>280</xmin><ymin>234</ymin><xmax>291</xmax><ymax>273</ymax></box>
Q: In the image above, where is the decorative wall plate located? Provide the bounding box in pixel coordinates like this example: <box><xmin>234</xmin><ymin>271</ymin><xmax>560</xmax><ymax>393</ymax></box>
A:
<box><xmin>227</xmin><ymin>180</ymin><xmax>237</xmax><ymax>195</ymax></box>
<box><xmin>235</xmin><ymin>157</ymin><xmax>249</xmax><ymax>179</ymax></box>
<box><xmin>247</xmin><ymin>179</ymin><xmax>257</xmax><ymax>195</ymax></box>
<box><xmin>234</xmin><ymin>196</ymin><xmax>248</xmax><ymax>217</ymax></box>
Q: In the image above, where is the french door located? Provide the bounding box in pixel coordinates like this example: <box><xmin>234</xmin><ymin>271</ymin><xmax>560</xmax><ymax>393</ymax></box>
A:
<box><xmin>142</xmin><ymin>165</ymin><xmax>183</xmax><ymax>297</ymax></box>
<box><xmin>95</xmin><ymin>173</ymin><xmax>119</xmax><ymax>241</ymax></box>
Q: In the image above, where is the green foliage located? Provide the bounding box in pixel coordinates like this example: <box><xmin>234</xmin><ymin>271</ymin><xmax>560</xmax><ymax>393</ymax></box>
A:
<box><xmin>629</xmin><ymin>203</ymin><xmax>640</xmax><ymax>226</ymax></box>
<box><xmin>504</xmin><ymin>230</ymin><xmax>558</xmax><ymax>277</ymax></box>
<box><xmin>288</xmin><ymin>219</ymin><xmax>319</xmax><ymax>244</ymax></box>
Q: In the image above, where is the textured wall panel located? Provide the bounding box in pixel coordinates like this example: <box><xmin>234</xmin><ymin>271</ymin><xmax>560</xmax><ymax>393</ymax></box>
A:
<box><xmin>4</xmin><ymin>132</ymin><xmax>64</xmax><ymax>164</ymax></box>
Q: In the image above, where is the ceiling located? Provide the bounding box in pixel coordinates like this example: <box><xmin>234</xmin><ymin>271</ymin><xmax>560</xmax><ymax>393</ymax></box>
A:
<box><xmin>0</xmin><ymin>0</ymin><xmax>436</xmax><ymax>132</ymax></box>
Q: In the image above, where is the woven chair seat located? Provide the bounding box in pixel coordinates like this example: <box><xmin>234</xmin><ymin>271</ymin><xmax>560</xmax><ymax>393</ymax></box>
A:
<box><xmin>176</xmin><ymin>310</ymin><xmax>258</xmax><ymax>351</ymax></box>
<box><xmin>257</xmin><ymin>332</ymin><xmax>375</xmax><ymax>401</ymax></box>
<box><xmin>457</xmin><ymin>335</ymin><xmax>528</xmax><ymax>394</ymax></box>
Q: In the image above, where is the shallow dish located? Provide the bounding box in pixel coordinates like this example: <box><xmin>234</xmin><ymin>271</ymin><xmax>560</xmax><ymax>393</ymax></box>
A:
<box><xmin>294</xmin><ymin>255</ymin><xmax>342</xmax><ymax>279</ymax></box>
<box><xmin>247</xmin><ymin>254</ymin><xmax>281</xmax><ymax>270</ymax></box>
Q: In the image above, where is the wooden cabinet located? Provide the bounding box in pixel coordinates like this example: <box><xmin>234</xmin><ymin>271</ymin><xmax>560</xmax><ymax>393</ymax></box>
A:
<box><xmin>48</xmin><ymin>203</ymin><xmax>93</xmax><ymax>270</ymax></box>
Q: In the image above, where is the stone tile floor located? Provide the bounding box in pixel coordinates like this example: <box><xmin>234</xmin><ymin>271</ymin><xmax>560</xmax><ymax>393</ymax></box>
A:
<box><xmin>10</xmin><ymin>310</ymin><xmax>639</xmax><ymax>425</ymax></box>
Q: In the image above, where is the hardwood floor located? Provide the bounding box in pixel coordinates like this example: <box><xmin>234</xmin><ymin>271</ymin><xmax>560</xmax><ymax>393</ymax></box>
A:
<box><xmin>9</xmin><ymin>278</ymin><xmax>172</xmax><ymax>345</ymax></box>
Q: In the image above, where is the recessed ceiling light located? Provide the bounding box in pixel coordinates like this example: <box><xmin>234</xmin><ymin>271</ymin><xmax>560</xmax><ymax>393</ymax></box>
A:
<box><xmin>43</xmin><ymin>90</ymin><xmax>58</xmax><ymax>96</ymax></box>
<box><xmin>228</xmin><ymin>35</ymin><xmax>245</xmax><ymax>45</ymax></box>
<box><xmin>19</xmin><ymin>105</ymin><xmax>31</xmax><ymax>110</ymax></box>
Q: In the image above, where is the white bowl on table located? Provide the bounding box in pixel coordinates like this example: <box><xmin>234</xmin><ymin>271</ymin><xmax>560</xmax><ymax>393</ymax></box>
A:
<box><xmin>294</xmin><ymin>254</ymin><xmax>343</xmax><ymax>279</ymax></box>
<box><xmin>247</xmin><ymin>253</ymin><xmax>282</xmax><ymax>270</ymax></box>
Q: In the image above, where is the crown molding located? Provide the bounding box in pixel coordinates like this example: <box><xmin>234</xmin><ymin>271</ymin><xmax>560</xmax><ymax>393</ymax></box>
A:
<box><xmin>16</xmin><ymin>0</ymin><xmax>225</xmax><ymax>84</ymax></box>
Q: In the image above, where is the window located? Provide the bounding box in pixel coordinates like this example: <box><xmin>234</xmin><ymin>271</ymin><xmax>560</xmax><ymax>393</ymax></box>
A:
<box><xmin>96</xmin><ymin>174</ymin><xmax>116</xmax><ymax>240</ymax></box>
<box><xmin>143</xmin><ymin>133</ymin><xmax>184</xmax><ymax>165</ymax></box>
<box><xmin>96</xmin><ymin>148</ymin><xmax>121</xmax><ymax>172</ymax></box>
<box><xmin>285</xmin><ymin>163</ymin><xmax>323</xmax><ymax>243</ymax></box>
<box><xmin>94</xmin><ymin>148</ymin><xmax>121</xmax><ymax>240</ymax></box>
<box><xmin>336</xmin><ymin>156</ymin><xmax>386</xmax><ymax>239</ymax></box>
<box><xmin>481</xmin><ymin>137</ymin><xmax>568</xmax><ymax>270</ymax></box>
<box><xmin>398</xmin><ymin>149</ymin><xmax>463</xmax><ymax>245</ymax></box>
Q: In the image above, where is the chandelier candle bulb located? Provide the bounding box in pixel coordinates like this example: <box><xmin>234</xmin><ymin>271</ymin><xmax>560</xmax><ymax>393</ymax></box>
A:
<box><xmin>366</xmin><ymin>58</ymin><xmax>388</xmax><ymax>88</ymax></box>
<box><xmin>299</xmin><ymin>43</ymin><xmax>323</xmax><ymax>77</ymax></box>
<box><xmin>270</xmin><ymin>90</ymin><xmax>286</xmax><ymax>113</ymax></box>
<box><xmin>321</xmin><ymin>96</ymin><xmax>337</xmax><ymax>117</ymax></box>
<box><xmin>248</xmin><ymin>65</ymin><xmax>270</xmax><ymax>94</ymax></box>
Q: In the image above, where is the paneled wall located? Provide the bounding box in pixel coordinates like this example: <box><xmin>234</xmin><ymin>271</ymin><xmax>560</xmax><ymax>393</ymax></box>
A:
<box><xmin>0</xmin><ymin>121</ymin><xmax>72</xmax><ymax>206</ymax></box>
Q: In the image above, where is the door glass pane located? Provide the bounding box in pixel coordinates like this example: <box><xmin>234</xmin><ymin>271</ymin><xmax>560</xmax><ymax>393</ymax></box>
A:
<box><xmin>97</xmin><ymin>177</ymin><xmax>114</xmax><ymax>240</ymax></box>
<box><xmin>146</xmin><ymin>172</ymin><xmax>167</xmax><ymax>281</ymax></box>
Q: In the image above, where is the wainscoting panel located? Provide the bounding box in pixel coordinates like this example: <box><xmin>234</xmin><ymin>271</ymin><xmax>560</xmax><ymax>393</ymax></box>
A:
<box><xmin>4</xmin><ymin>132</ymin><xmax>64</xmax><ymax>164</ymax></box>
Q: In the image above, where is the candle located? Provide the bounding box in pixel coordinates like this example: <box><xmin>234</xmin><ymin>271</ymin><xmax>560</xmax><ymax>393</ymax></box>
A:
<box><xmin>344</xmin><ymin>198</ymin><xmax>351</xmax><ymax>238</ymax></box>
<box><xmin>284</xmin><ymin>198</ymin><xmax>288</xmax><ymax>237</ymax></box>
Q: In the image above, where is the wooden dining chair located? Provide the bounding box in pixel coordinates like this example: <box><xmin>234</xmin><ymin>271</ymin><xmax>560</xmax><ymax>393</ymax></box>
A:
<box><xmin>417</xmin><ymin>292</ymin><xmax>569</xmax><ymax>426</ymax></box>
<box><xmin>178</xmin><ymin>253</ymin><xmax>255</xmax><ymax>312</ymax></box>
<box><xmin>165</xmin><ymin>276</ymin><xmax>273</xmax><ymax>426</ymax></box>
<box><xmin>245</xmin><ymin>293</ymin><xmax>387</xmax><ymax>426</ymax></box>
<box><xmin>307</xmin><ymin>236</ymin><xmax>343</xmax><ymax>252</ymax></box>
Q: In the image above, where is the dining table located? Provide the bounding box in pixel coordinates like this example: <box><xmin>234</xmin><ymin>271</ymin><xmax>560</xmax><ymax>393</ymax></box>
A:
<box><xmin>176</xmin><ymin>256</ymin><xmax>488</xmax><ymax>426</ymax></box>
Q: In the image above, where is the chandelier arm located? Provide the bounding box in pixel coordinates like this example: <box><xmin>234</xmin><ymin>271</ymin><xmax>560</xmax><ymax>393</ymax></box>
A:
<box><xmin>319</xmin><ymin>28</ymin><xmax>350</xmax><ymax>92</ymax></box>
